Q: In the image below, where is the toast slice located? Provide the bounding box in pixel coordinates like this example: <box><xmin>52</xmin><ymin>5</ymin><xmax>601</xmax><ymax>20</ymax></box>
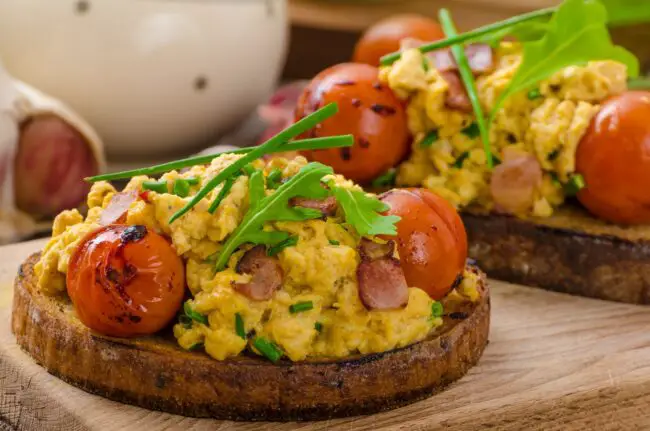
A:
<box><xmin>463</xmin><ymin>205</ymin><xmax>650</xmax><ymax>304</ymax></box>
<box><xmin>11</xmin><ymin>253</ymin><xmax>490</xmax><ymax>421</ymax></box>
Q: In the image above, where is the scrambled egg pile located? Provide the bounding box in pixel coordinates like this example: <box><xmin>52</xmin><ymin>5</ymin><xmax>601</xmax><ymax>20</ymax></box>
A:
<box><xmin>380</xmin><ymin>42</ymin><xmax>628</xmax><ymax>217</ymax></box>
<box><xmin>35</xmin><ymin>155</ymin><xmax>480</xmax><ymax>362</ymax></box>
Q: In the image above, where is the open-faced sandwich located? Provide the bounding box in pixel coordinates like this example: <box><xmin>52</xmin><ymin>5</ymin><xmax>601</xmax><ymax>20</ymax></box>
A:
<box><xmin>285</xmin><ymin>0</ymin><xmax>650</xmax><ymax>304</ymax></box>
<box><xmin>12</xmin><ymin>104</ymin><xmax>489</xmax><ymax>421</ymax></box>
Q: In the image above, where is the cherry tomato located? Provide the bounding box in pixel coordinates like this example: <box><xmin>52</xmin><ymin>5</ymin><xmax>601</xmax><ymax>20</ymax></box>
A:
<box><xmin>295</xmin><ymin>63</ymin><xmax>409</xmax><ymax>183</ymax></box>
<box><xmin>380</xmin><ymin>188</ymin><xmax>467</xmax><ymax>300</ymax></box>
<box><xmin>353</xmin><ymin>14</ymin><xmax>445</xmax><ymax>66</ymax></box>
<box><xmin>67</xmin><ymin>224</ymin><xmax>185</xmax><ymax>337</ymax></box>
<box><xmin>575</xmin><ymin>91</ymin><xmax>650</xmax><ymax>224</ymax></box>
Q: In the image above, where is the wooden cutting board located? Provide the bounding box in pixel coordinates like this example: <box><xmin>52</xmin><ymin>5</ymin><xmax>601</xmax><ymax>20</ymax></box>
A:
<box><xmin>2</xmin><ymin>239</ymin><xmax>650</xmax><ymax>430</ymax></box>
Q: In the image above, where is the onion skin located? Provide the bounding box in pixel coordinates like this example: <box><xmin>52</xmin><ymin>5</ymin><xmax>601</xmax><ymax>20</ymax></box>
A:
<box><xmin>14</xmin><ymin>115</ymin><xmax>98</xmax><ymax>217</ymax></box>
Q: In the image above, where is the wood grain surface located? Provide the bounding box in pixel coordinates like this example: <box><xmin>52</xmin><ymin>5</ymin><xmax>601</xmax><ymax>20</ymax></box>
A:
<box><xmin>2</xmin><ymin>239</ymin><xmax>650</xmax><ymax>430</ymax></box>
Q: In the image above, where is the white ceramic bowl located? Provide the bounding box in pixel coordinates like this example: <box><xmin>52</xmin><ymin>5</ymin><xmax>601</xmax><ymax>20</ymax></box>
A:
<box><xmin>0</xmin><ymin>0</ymin><xmax>288</xmax><ymax>158</ymax></box>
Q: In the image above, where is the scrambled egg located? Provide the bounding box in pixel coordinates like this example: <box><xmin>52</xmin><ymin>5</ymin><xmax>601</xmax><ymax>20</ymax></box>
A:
<box><xmin>380</xmin><ymin>42</ymin><xmax>628</xmax><ymax>217</ymax></box>
<box><xmin>35</xmin><ymin>155</ymin><xmax>479</xmax><ymax>362</ymax></box>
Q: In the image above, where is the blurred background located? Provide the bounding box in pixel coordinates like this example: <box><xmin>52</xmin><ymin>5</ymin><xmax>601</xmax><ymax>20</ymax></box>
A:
<box><xmin>0</xmin><ymin>0</ymin><xmax>647</xmax><ymax>243</ymax></box>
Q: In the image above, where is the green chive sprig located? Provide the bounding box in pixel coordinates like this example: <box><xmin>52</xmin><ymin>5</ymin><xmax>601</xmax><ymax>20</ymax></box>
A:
<box><xmin>184</xmin><ymin>302</ymin><xmax>208</xmax><ymax>326</ymax></box>
<box><xmin>235</xmin><ymin>313</ymin><xmax>246</xmax><ymax>340</ymax></box>
<box><xmin>167</xmin><ymin>103</ymin><xmax>341</xmax><ymax>224</ymax></box>
<box><xmin>431</xmin><ymin>301</ymin><xmax>444</xmax><ymax>318</ymax></box>
<box><xmin>208</xmin><ymin>176</ymin><xmax>237</xmax><ymax>214</ymax></box>
<box><xmin>142</xmin><ymin>180</ymin><xmax>168</xmax><ymax>194</ymax></box>
<box><xmin>439</xmin><ymin>10</ymin><xmax>494</xmax><ymax>168</ymax></box>
<box><xmin>267</xmin><ymin>236</ymin><xmax>299</xmax><ymax>256</ymax></box>
<box><xmin>253</xmin><ymin>337</ymin><xmax>283</xmax><ymax>362</ymax></box>
<box><xmin>173</xmin><ymin>179</ymin><xmax>192</xmax><ymax>198</ymax></box>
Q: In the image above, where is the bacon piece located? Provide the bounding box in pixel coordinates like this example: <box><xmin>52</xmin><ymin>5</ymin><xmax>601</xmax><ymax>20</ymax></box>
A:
<box><xmin>358</xmin><ymin>238</ymin><xmax>395</xmax><ymax>260</ymax></box>
<box><xmin>490</xmin><ymin>148</ymin><xmax>543</xmax><ymax>215</ymax></box>
<box><xmin>357</xmin><ymin>257</ymin><xmax>409</xmax><ymax>310</ymax></box>
<box><xmin>290</xmin><ymin>196</ymin><xmax>338</xmax><ymax>217</ymax></box>
<box><xmin>234</xmin><ymin>245</ymin><xmax>283</xmax><ymax>301</ymax></box>
<box><xmin>439</xmin><ymin>71</ymin><xmax>472</xmax><ymax>112</ymax></box>
<box><xmin>99</xmin><ymin>190</ymin><xmax>138</xmax><ymax>226</ymax></box>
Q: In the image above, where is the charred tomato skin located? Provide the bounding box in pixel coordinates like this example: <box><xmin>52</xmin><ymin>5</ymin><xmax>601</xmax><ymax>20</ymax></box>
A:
<box><xmin>67</xmin><ymin>224</ymin><xmax>185</xmax><ymax>337</ymax></box>
<box><xmin>380</xmin><ymin>188</ymin><xmax>467</xmax><ymax>300</ymax></box>
<box><xmin>295</xmin><ymin>63</ymin><xmax>410</xmax><ymax>184</ymax></box>
<box><xmin>576</xmin><ymin>91</ymin><xmax>650</xmax><ymax>224</ymax></box>
<box><xmin>353</xmin><ymin>14</ymin><xmax>445</xmax><ymax>67</ymax></box>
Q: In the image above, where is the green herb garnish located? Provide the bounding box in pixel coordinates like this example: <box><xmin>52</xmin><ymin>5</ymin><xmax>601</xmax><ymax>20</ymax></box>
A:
<box><xmin>179</xmin><ymin>314</ymin><xmax>193</xmax><ymax>329</ymax></box>
<box><xmin>422</xmin><ymin>57</ymin><xmax>430</xmax><ymax>72</ymax></box>
<box><xmin>208</xmin><ymin>175</ymin><xmax>237</xmax><ymax>214</ymax></box>
<box><xmin>142</xmin><ymin>180</ymin><xmax>168</xmax><ymax>194</ymax></box>
<box><xmin>168</xmin><ymin>104</ymin><xmax>342</xmax><ymax>224</ymax></box>
<box><xmin>371</xmin><ymin>169</ymin><xmax>397</xmax><ymax>188</ymax></box>
<box><xmin>248</xmin><ymin>170</ymin><xmax>266</xmax><ymax>209</ymax></box>
<box><xmin>329</xmin><ymin>239</ymin><xmax>340</xmax><ymax>246</ymax></box>
<box><xmin>440</xmin><ymin>10</ymin><xmax>494</xmax><ymax>168</ymax></box>
<box><xmin>488</xmin><ymin>0</ymin><xmax>639</xmax><ymax>126</ymax></box>
<box><xmin>235</xmin><ymin>313</ymin><xmax>246</xmax><ymax>340</ymax></box>
<box><xmin>185</xmin><ymin>177</ymin><xmax>200</xmax><ymax>186</ymax></box>
<box><xmin>86</xmin><ymin>135</ymin><xmax>352</xmax><ymax>183</ymax></box>
<box><xmin>315</xmin><ymin>322</ymin><xmax>323</xmax><ymax>333</ymax></box>
<box><xmin>188</xmin><ymin>342</ymin><xmax>204</xmax><ymax>352</ymax></box>
<box><xmin>564</xmin><ymin>173</ymin><xmax>586</xmax><ymax>196</ymax></box>
<box><xmin>460</xmin><ymin>123</ymin><xmax>480</xmax><ymax>139</ymax></box>
<box><xmin>431</xmin><ymin>301</ymin><xmax>444</xmax><ymax>318</ymax></box>
<box><xmin>420</xmin><ymin>130</ymin><xmax>440</xmax><ymax>148</ymax></box>
<box><xmin>183</xmin><ymin>302</ymin><xmax>208</xmax><ymax>326</ymax></box>
<box><xmin>214</xmin><ymin>163</ymin><xmax>330</xmax><ymax>270</ymax></box>
<box><xmin>253</xmin><ymin>337</ymin><xmax>283</xmax><ymax>362</ymax></box>
<box><xmin>266</xmin><ymin>168</ymin><xmax>283</xmax><ymax>189</ymax></box>
<box><xmin>548</xmin><ymin>149</ymin><xmax>560</xmax><ymax>161</ymax></box>
<box><xmin>329</xmin><ymin>185</ymin><xmax>400</xmax><ymax>236</ymax></box>
<box><xmin>527</xmin><ymin>88</ymin><xmax>542</xmax><ymax>100</ymax></box>
<box><xmin>453</xmin><ymin>152</ymin><xmax>470</xmax><ymax>169</ymax></box>
<box><xmin>289</xmin><ymin>301</ymin><xmax>314</xmax><ymax>314</ymax></box>
<box><xmin>241</xmin><ymin>164</ymin><xmax>256</xmax><ymax>176</ymax></box>
<box><xmin>173</xmin><ymin>178</ymin><xmax>191</xmax><ymax>198</ymax></box>
<box><xmin>267</xmin><ymin>235</ymin><xmax>299</xmax><ymax>256</ymax></box>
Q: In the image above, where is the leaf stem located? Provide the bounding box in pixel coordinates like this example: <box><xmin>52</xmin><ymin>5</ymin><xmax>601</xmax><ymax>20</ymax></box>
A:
<box><xmin>86</xmin><ymin>135</ymin><xmax>353</xmax><ymax>183</ymax></box>
<box><xmin>439</xmin><ymin>9</ymin><xmax>494</xmax><ymax>168</ymax></box>
<box><xmin>168</xmin><ymin>103</ymin><xmax>339</xmax><ymax>224</ymax></box>
<box><xmin>380</xmin><ymin>7</ymin><xmax>555</xmax><ymax>66</ymax></box>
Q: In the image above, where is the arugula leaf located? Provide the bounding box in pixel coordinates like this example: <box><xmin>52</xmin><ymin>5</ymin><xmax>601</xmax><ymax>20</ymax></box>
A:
<box><xmin>214</xmin><ymin>163</ymin><xmax>331</xmax><ymax>270</ymax></box>
<box><xmin>476</xmin><ymin>20</ymin><xmax>549</xmax><ymax>46</ymax></box>
<box><xmin>329</xmin><ymin>186</ymin><xmax>400</xmax><ymax>236</ymax></box>
<box><xmin>489</xmin><ymin>0</ymin><xmax>639</xmax><ymax>124</ymax></box>
<box><xmin>600</xmin><ymin>0</ymin><xmax>650</xmax><ymax>26</ymax></box>
<box><xmin>248</xmin><ymin>170</ymin><xmax>265</xmax><ymax>209</ymax></box>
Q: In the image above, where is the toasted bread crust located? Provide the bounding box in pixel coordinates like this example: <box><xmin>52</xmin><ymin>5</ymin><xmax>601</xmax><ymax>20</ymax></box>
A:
<box><xmin>464</xmin><ymin>208</ymin><xmax>650</xmax><ymax>304</ymax></box>
<box><xmin>12</xmin><ymin>253</ymin><xmax>490</xmax><ymax>421</ymax></box>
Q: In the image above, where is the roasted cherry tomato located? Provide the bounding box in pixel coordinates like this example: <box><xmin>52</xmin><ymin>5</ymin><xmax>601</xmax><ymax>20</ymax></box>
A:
<box><xmin>380</xmin><ymin>188</ymin><xmax>467</xmax><ymax>300</ymax></box>
<box><xmin>353</xmin><ymin>14</ymin><xmax>444</xmax><ymax>66</ymax></box>
<box><xmin>576</xmin><ymin>91</ymin><xmax>650</xmax><ymax>224</ymax></box>
<box><xmin>295</xmin><ymin>63</ymin><xmax>409</xmax><ymax>183</ymax></box>
<box><xmin>67</xmin><ymin>224</ymin><xmax>185</xmax><ymax>337</ymax></box>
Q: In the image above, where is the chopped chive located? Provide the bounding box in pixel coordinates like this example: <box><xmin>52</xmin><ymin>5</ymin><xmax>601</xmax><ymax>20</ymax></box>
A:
<box><xmin>453</xmin><ymin>152</ymin><xmax>470</xmax><ymax>168</ymax></box>
<box><xmin>142</xmin><ymin>180</ymin><xmax>168</xmax><ymax>194</ymax></box>
<box><xmin>253</xmin><ymin>337</ymin><xmax>283</xmax><ymax>362</ymax></box>
<box><xmin>208</xmin><ymin>176</ymin><xmax>236</xmax><ymax>214</ymax></box>
<box><xmin>183</xmin><ymin>302</ymin><xmax>208</xmax><ymax>326</ymax></box>
<box><xmin>371</xmin><ymin>168</ymin><xmax>397</xmax><ymax>188</ymax></box>
<box><xmin>527</xmin><ymin>88</ymin><xmax>542</xmax><ymax>100</ymax></box>
<box><xmin>461</xmin><ymin>122</ymin><xmax>480</xmax><ymax>139</ymax></box>
<box><xmin>315</xmin><ymin>322</ymin><xmax>323</xmax><ymax>333</ymax></box>
<box><xmin>431</xmin><ymin>301</ymin><xmax>444</xmax><ymax>318</ymax></box>
<box><xmin>188</xmin><ymin>342</ymin><xmax>204</xmax><ymax>352</ymax></box>
<box><xmin>329</xmin><ymin>239</ymin><xmax>340</xmax><ymax>246</ymax></box>
<box><xmin>422</xmin><ymin>57</ymin><xmax>430</xmax><ymax>72</ymax></box>
<box><xmin>179</xmin><ymin>314</ymin><xmax>193</xmax><ymax>329</ymax></box>
<box><xmin>420</xmin><ymin>130</ymin><xmax>440</xmax><ymax>148</ymax></box>
<box><xmin>564</xmin><ymin>174</ymin><xmax>586</xmax><ymax>196</ymax></box>
<box><xmin>267</xmin><ymin>236</ymin><xmax>299</xmax><ymax>256</ymax></box>
<box><xmin>167</xmin><ymin>103</ymin><xmax>341</xmax><ymax>224</ymax></box>
<box><xmin>492</xmin><ymin>155</ymin><xmax>502</xmax><ymax>165</ymax></box>
<box><xmin>173</xmin><ymin>179</ymin><xmax>191</xmax><ymax>198</ymax></box>
<box><xmin>241</xmin><ymin>164</ymin><xmax>256</xmax><ymax>176</ymax></box>
<box><xmin>185</xmin><ymin>177</ymin><xmax>200</xmax><ymax>185</ymax></box>
<box><xmin>87</xmin><ymin>136</ymin><xmax>353</xmax><ymax>182</ymax></box>
<box><xmin>289</xmin><ymin>301</ymin><xmax>314</xmax><ymax>314</ymax></box>
<box><xmin>379</xmin><ymin>7</ymin><xmax>555</xmax><ymax>66</ymax></box>
<box><xmin>235</xmin><ymin>313</ymin><xmax>246</xmax><ymax>340</ymax></box>
<box><xmin>547</xmin><ymin>149</ymin><xmax>560</xmax><ymax>161</ymax></box>
<box><xmin>549</xmin><ymin>172</ymin><xmax>561</xmax><ymax>187</ymax></box>
<box><xmin>266</xmin><ymin>168</ymin><xmax>283</xmax><ymax>189</ymax></box>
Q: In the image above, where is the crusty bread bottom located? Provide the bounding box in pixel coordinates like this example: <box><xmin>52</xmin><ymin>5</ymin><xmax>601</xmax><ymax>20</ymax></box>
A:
<box><xmin>464</xmin><ymin>205</ymin><xmax>650</xmax><ymax>304</ymax></box>
<box><xmin>11</xmin><ymin>253</ymin><xmax>490</xmax><ymax>421</ymax></box>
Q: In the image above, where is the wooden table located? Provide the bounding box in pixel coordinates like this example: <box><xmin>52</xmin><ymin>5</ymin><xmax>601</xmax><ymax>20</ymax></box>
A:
<box><xmin>2</xmin><ymin>239</ymin><xmax>650</xmax><ymax>430</ymax></box>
